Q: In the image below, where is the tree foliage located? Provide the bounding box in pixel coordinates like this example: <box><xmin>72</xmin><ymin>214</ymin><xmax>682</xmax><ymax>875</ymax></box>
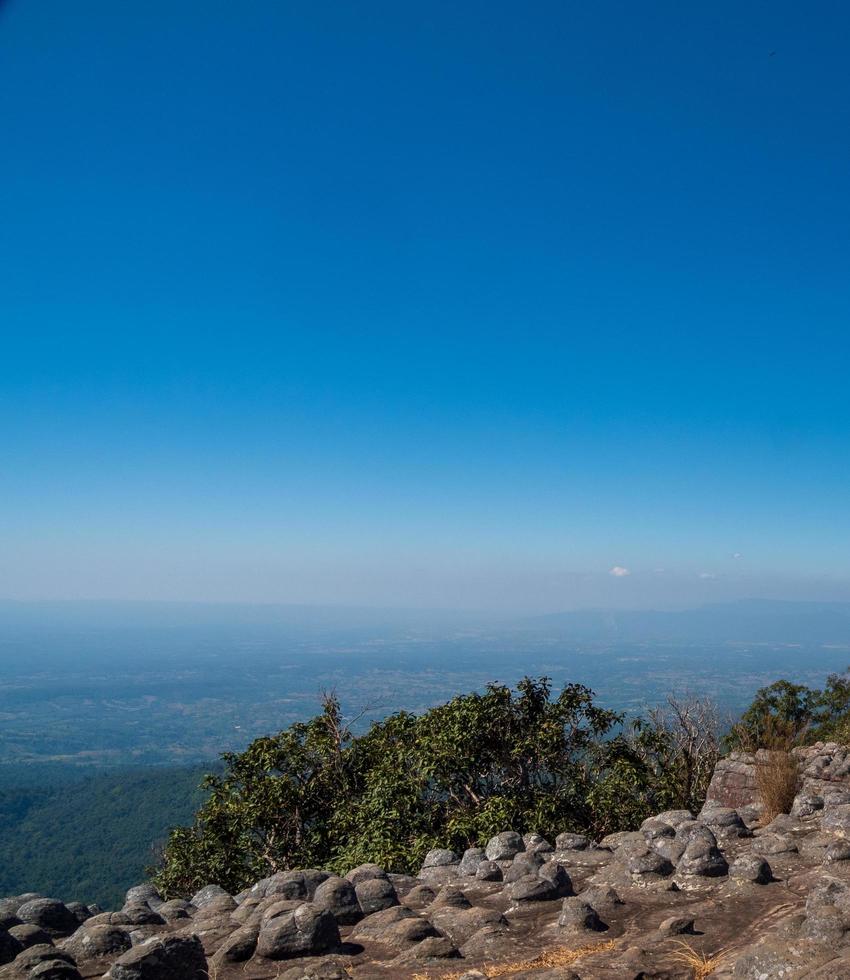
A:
<box><xmin>729</xmin><ymin>668</ymin><xmax>850</xmax><ymax>748</ymax></box>
<box><xmin>152</xmin><ymin>677</ymin><xmax>718</xmax><ymax>897</ymax></box>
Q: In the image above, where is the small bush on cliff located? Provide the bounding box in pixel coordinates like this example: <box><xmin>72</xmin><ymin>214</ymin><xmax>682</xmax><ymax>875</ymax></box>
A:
<box><xmin>152</xmin><ymin>678</ymin><xmax>714</xmax><ymax>897</ymax></box>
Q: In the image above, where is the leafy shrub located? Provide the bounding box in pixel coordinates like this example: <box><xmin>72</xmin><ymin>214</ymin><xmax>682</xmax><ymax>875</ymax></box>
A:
<box><xmin>152</xmin><ymin>677</ymin><xmax>715</xmax><ymax>896</ymax></box>
<box><xmin>728</xmin><ymin>668</ymin><xmax>850</xmax><ymax>750</ymax></box>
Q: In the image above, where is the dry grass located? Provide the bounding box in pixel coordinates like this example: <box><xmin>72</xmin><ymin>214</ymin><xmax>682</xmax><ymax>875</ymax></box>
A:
<box><xmin>752</xmin><ymin>716</ymin><xmax>801</xmax><ymax>822</ymax></box>
<box><xmin>411</xmin><ymin>940</ymin><xmax>615</xmax><ymax>979</ymax></box>
<box><xmin>731</xmin><ymin>713</ymin><xmax>801</xmax><ymax>823</ymax></box>
<box><xmin>755</xmin><ymin>748</ymin><xmax>798</xmax><ymax>821</ymax></box>
<box><xmin>668</xmin><ymin>940</ymin><xmax>726</xmax><ymax>979</ymax></box>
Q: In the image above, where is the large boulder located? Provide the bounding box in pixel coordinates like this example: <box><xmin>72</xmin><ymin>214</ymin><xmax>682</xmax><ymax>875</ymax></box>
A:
<box><xmin>355</xmin><ymin>877</ymin><xmax>398</xmax><ymax>915</ymax></box>
<box><xmin>8</xmin><ymin>923</ymin><xmax>52</xmax><ymax>950</ymax></box>
<box><xmin>422</xmin><ymin>849</ymin><xmax>459</xmax><ymax>869</ymax></box>
<box><xmin>485</xmin><ymin>831</ymin><xmax>525</xmax><ymax>862</ymax></box>
<box><xmin>209</xmin><ymin>925</ymin><xmax>259</xmax><ymax>964</ymax></box>
<box><xmin>189</xmin><ymin>885</ymin><xmax>231</xmax><ymax>910</ymax></box>
<box><xmin>61</xmin><ymin>923</ymin><xmax>132</xmax><ymax>960</ymax></box>
<box><xmin>458</xmin><ymin>848</ymin><xmax>487</xmax><ymax>876</ymax></box>
<box><xmin>312</xmin><ymin>876</ymin><xmax>362</xmax><ymax>925</ymax></box>
<box><xmin>124</xmin><ymin>885</ymin><xmax>162</xmax><ymax>910</ymax></box>
<box><xmin>729</xmin><ymin>854</ymin><xmax>773</xmax><ymax>885</ymax></box>
<box><xmin>104</xmin><ymin>934</ymin><xmax>207</xmax><ymax>979</ymax></box>
<box><xmin>345</xmin><ymin>864</ymin><xmax>388</xmax><ymax>886</ymax></box>
<box><xmin>265</xmin><ymin>872</ymin><xmax>309</xmax><ymax>902</ymax></box>
<box><xmin>351</xmin><ymin>906</ymin><xmax>440</xmax><ymax>948</ymax></box>
<box><xmin>255</xmin><ymin>903</ymin><xmax>340</xmax><ymax>960</ymax></box>
<box><xmin>676</xmin><ymin>827</ymin><xmax>729</xmax><ymax>879</ymax></box>
<box><xmin>558</xmin><ymin>898</ymin><xmax>605</xmax><ymax>932</ymax></box>
<box><xmin>16</xmin><ymin>900</ymin><xmax>79</xmax><ymax>938</ymax></box>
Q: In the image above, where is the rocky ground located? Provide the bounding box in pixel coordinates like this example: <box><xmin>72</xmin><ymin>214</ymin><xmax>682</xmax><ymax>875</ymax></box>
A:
<box><xmin>6</xmin><ymin>743</ymin><xmax>850</xmax><ymax>979</ymax></box>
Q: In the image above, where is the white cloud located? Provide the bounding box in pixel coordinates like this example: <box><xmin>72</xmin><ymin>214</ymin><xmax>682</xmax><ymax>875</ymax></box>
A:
<box><xmin>698</xmin><ymin>571</ymin><xmax>717</xmax><ymax>580</ymax></box>
<box><xmin>609</xmin><ymin>566</ymin><xmax>631</xmax><ymax>577</ymax></box>
<box><xmin>732</xmin><ymin>552</ymin><xmax>743</xmax><ymax>560</ymax></box>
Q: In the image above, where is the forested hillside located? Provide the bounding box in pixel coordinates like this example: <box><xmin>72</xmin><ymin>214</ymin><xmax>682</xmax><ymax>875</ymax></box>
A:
<box><xmin>0</xmin><ymin>764</ymin><xmax>211</xmax><ymax>908</ymax></box>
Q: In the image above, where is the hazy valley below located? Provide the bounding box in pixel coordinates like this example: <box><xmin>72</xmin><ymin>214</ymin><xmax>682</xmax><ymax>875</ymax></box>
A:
<box><xmin>2</xmin><ymin>599</ymin><xmax>850</xmax><ymax>906</ymax></box>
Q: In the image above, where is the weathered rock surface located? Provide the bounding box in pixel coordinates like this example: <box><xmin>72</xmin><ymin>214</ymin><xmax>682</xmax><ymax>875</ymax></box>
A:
<box><xmin>13</xmin><ymin>745</ymin><xmax>850</xmax><ymax>977</ymax></box>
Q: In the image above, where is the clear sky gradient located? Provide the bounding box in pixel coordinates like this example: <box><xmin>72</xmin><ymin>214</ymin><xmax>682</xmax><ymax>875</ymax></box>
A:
<box><xmin>2</xmin><ymin>1</ymin><xmax>850</xmax><ymax>611</ymax></box>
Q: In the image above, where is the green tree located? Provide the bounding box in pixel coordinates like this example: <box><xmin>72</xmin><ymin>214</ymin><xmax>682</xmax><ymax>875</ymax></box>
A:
<box><xmin>152</xmin><ymin>677</ymin><xmax>712</xmax><ymax>897</ymax></box>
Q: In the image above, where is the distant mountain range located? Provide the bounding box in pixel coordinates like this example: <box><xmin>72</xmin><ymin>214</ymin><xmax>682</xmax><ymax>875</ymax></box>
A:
<box><xmin>522</xmin><ymin>599</ymin><xmax>850</xmax><ymax>646</ymax></box>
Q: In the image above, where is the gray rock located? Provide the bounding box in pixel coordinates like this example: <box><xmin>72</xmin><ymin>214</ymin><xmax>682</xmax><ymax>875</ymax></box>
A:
<box><xmin>312</xmin><ymin>876</ymin><xmax>362</xmax><ymax>925</ymax></box>
<box><xmin>700</xmin><ymin>806</ymin><xmax>750</xmax><ymax>837</ymax></box>
<box><xmin>255</xmin><ymin>903</ymin><xmax>340</xmax><ymax>959</ymax></box>
<box><xmin>403</xmin><ymin>884</ymin><xmax>437</xmax><ymax>908</ymax></box>
<box><xmin>652</xmin><ymin>836</ymin><xmax>687</xmax><ymax>865</ymax></box>
<box><xmin>458</xmin><ymin>848</ymin><xmax>487</xmax><ymax>876</ymax></box>
<box><xmin>156</xmin><ymin>900</ymin><xmax>193</xmax><ymax>922</ymax></box>
<box><xmin>391</xmin><ymin>934</ymin><xmax>460</xmax><ymax>963</ymax></box>
<box><xmin>508</xmin><ymin>874</ymin><xmax>558</xmax><ymax>903</ymax></box>
<box><xmin>676</xmin><ymin>827</ymin><xmax>728</xmax><ymax>878</ymax></box>
<box><xmin>484</xmin><ymin>831</ymin><xmax>525</xmax><ymax>861</ymax></box>
<box><xmin>653</xmin><ymin>809</ymin><xmax>695</xmax><ymax>828</ymax></box>
<box><xmin>523</xmin><ymin>833</ymin><xmax>554</xmax><ymax>854</ymax></box>
<box><xmin>505</xmin><ymin>858</ymin><xmax>540</xmax><ymax>884</ymax></box>
<box><xmin>17</xmin><ymin>900</ymin><xmax>79</xmax><ymax>938</ymax></box>
<box><xmin>578</xmin><ymin>885</ymin><xmax>623</xmax><ymax>910</ymax></box>
<box><xmin>210</xmin><ymin>925</ymin><xmax>258</xmax><ymax>963</ymax></box>
<box><xmin>657</xmin><ymin>915</ymin><xmax>696</xmax><ymax>936</ymax></box>
<box><xmin>104</xmin><ymin>934</ymin><xmax>208</xmax><ymax>978</ymax></box>
<box><xmin>301</xmin><ymin>870</ymin><xmax>331</xmax><ymax>899</ymax></box>
<box><xmin>822</xmin><ymin>804</ymin><xmax>850</xmax><ymax>836</ymax></box>
<box><xmin>764</xmin><ymin>813</ymin><xmax>797</xmax><ymax>834</ymax></box>
<box><xmin>355</xmin><ymin>877</ymin><xmax>398</xmax><ymax>915</ymax></box>
<box><xmin>260</xmin><ymin>899</ymin><xmax>304</xmax><ymax>926</ymax></box>
<box><xmin>555</xmin><ymin>832</ymin><xmax>589</xmax><ymax>851</ymax></box>
<box><xmin>825</xmin><ymin>841</ymin><xmax>850</xmax><ymax>863</ymax></box>
<box><xmin>28</xmin><ymin>961</ymin><xmax>83</xmax><ymax>980</ymax></box>
<box><xmin>803</xmin><ymin>879</ymin><xmax>850</xmax><ymax>945</ymax></box>
<box><xmin>189</xmin><ymin>884</ymin><xmax>232</xmax><ymax>909</ymax></box>
<box><xmin>475</xmin><ymin>860</ymin><xmax>503</xmax><ymax>882</ymax></box>
<box><xmin>598</xmin><ymin>830</ymin><xmax>636</xmax><ymax>851</ymax></box>
<box><xmin>752</xmin><ymin>833</ymin><xmax>798</xmax><ymax>855</ymax></box>
<box><xmin>641</xmin><ymin>818</ymin><xmax>675</xmax><ymax>840</ymax></box>
<box><xmin>62</xmin><ymin>923</ymin><xmax>132</xmax><ymax>960</ymax></box>
<box><xmin>616</xmin><ymin>839</ymin><xmax>674</xmax><ymax>878</ymax></box>
<box><xmin>9</xmin><ymin>944</ymin><xmax>76</xmax><ymax>972</ymax></box>
<box><xmin>422</xmin><ymin>848</ymin><xmax>459</xmax><ymax>869</ymax></box>
<box><xmin>64</xmin><ymin>905</ymin><xmax>91</xmax><ymax>927</ymax></box>
<box><xmin>9</xmin><ymin>923</ymin><xmax>52</xmax><ymax>949</ymax></box>
<box><xmin>729</xmin><ymin>854</ymin><xmax>773</xmax><ymax>884</ymax></box>
<box><xmin>124</xmin><ymin>885</ymin><xmax>162</xmax><ymax>910</ymax></box>
<box><xmin>345</xmin><ymin>863</ymin><xmax>388</xmax><ymax>886</ymax></box>
<box><xmin>265</xmin><ymin>872</ymin><xmax>308</xmax><ymax>901</ymax></box>
<box><xmin>459</xmin><ymin>923</ymin><xmax>512</xmax><ymax>959</ymax></box>
<box><xmin>732</xmin><ymin>941</ymin><xmax>804</xmax><ymax>979</ymax></box>
<box><xmin>429</xmin><ymin>888</ymin><xmax>468</xmax><ymax>913</ymax></box>
<box><xmin>538</xmin><ymin>861</ymin><xmax>573</xmax><ymax>897</ymax></box>
<box><xmin>351</xmin><ymin>906</ymin><xmax>440</xmax><ymax>948</ymax></box>
<box><xmin>120</xmin><ymin>905</ymin><xmax>166</xmax><ymax>926</ymax></box>
<box><xmin>510</xmin><ymin>851</ymin><xmax>545</xmax><ymax>876</ymax></box>
<box><xmin>558</xmin><ymin>897</ymin><xmax>605</xmax><ymax>931</ymax></box>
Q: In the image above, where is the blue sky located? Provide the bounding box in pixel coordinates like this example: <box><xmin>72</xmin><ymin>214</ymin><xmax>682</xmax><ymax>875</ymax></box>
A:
<box><xmin>2</xmin><ymin>1</ymin><xmax>850</xmax><ymax>611</ymax></box>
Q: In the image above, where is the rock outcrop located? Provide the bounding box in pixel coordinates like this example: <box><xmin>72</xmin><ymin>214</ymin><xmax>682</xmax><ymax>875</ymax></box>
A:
<box><xmin>11</xmin><ymin>745</ymin><xmax>850</xmax><ymax>977</ymax></box>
